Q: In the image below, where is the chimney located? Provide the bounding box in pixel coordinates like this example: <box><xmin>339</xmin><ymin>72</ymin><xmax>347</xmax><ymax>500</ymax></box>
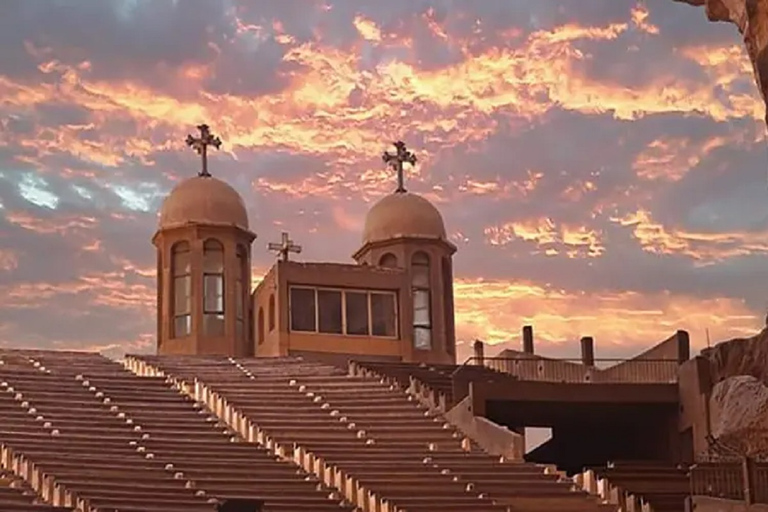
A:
<box><xmin>522</xmin><ymin>325</ymin><xmax>534</xmax><ymax>354</ymax></box>
<box><xmin>473</xmin><ymin>340</ymin><xmax>485</xmax><ymax>365</ymax></box>
<box><xmin>218</xmin><ymin>499</ymin><xmax>264</xmax><ymax>512</ymax></box>
<box><xmin>580</xmin><ymin>336</ymin><xmax>595</xmax><ymax>366</ymax></box>
<box><xmin>676</xmin><ymin>330</ymin><xmax>690</xmax><ymax>365</ymax></box>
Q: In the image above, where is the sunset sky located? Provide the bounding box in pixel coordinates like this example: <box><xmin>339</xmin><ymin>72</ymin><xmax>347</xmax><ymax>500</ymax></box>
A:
<box><xmin>0</xmin><ymin>0</ymin><xmax>766</xmax><ymax>361</ymax></box>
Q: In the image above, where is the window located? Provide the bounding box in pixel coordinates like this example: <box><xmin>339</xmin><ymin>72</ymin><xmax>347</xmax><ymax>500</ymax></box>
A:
<box><xmin>290</xmin><ymin>287</ymin><xmax>316</xmax><ymax>332</ymax></box>
<box><xmin>171</xmin><ymin>242</ymin><xmax>191</xmax><ymax>338</ymax></box>
<box><xmin>288</xmin><ymin>286</ymin><xmax>397</xmax><ymax>338</ymax></box>
<box><xmin>318</xmin><ymin>290</ymin><xmax>343</xmax><ymax>334</ymax></box>
<box><xmin>345</xmin><ymin>292</ymin><xmax>369</xmax><ymax>336</ymax></box>
<box><xmin>371</xmin><ymin>293</ymin><xmax>396</xmax><ymax>337</ymax></box>
<box><xmin>268</xmin><ymin>294</ymin><xmax>276</xmax><ymax>331</ymax></box>
<box><xmin>411</xmin><ymin>251</ymin><xmax>431</xmax><ymax>350</ymax></box>
<box><xmin>379</xmin><ymin>253</ymin><xmax>398</xmax><ymax>268</ymax></box>
<box><xmin>203</xmin><ymin>239</ymin><xmax>224</xmax><ymax>336</ymax></box>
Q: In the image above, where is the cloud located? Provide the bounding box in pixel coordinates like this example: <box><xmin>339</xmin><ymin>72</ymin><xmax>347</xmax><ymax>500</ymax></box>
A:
<box><xmin>0</xmin><ymin>0</ymin><xmax>765</xmax><ymax>359</ymax></box>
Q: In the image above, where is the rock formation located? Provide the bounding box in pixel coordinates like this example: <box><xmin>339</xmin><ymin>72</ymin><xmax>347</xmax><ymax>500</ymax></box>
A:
<box><xmin>710</xmin><ymin>375</ymin><xmax>768</xmax><ymax>457</ymax></box>
<box><xmin>675</xmin><ymin>0</ymin><xmax>768</xmax><ymax>126</ymax></box>
<box><xmin>701</xmin><ymin>328</ymin><xmax>768</xmax><ymax>385</ymax></box>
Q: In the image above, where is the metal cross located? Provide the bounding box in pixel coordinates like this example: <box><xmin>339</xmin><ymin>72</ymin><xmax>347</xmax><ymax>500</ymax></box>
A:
<box><xmin>382</xmin><ymin>140</ymin><xmax>417</xmax><ymax>193</ymax></box>
<box><xmin>185</xmin><ymin>124</ymin><xmax>222</xmax><ymax>178</ymax></box>
<box><xmin>268</xmin><ymin>231</ymin><xmax>302</xmax><ymax>262</ymax></box>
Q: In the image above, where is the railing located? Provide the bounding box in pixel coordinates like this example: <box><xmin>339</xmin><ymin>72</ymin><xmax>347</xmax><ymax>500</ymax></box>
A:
<box><xmin>689</xmin><ymin>460</ymin><xmax>768</xmax><ymax>504</ymax></box>
<box><xmin>453</xmin><ymin>356</ymin><xmax>680</xmax><ymax>384</ymax></box>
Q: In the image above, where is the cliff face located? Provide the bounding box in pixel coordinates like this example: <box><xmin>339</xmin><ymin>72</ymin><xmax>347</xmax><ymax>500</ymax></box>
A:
<box><xmin>710</xmin><ymin>375</ymin><xmax>768</xmax><ymax>457</ymax></box>
<box><xmin>676</xmin><ymin>0</ymin><xmax>768</xmax><ymax>125</ymax></box>
<box><xmin>701</xmin><ymin>328</ymin><xmax>768</xmax><ymax>385</ymax></box>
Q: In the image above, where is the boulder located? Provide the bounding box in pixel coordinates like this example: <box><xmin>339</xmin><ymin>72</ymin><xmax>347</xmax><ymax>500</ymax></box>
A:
<box><xmin>710</xmin><ymin>375</ymin><xmax>768</xmax><ymax>456</ymax></box>
<box><xmin>701</xmin><ymin>328</ymin><xmax>768</xmax><ymax>385</ymax></box>
<box><xmin>675</xmin><ymin>0</ymin><xmax>768</xmax><ymax>126</ymax></box>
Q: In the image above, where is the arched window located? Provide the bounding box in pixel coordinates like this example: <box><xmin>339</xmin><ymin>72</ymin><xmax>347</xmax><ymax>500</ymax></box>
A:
<box><xmin>203</xmin><ymin>239</ymin><xmax>225</xmax><ymax>336</ymax></box>
<box><xmin>257</xmin><ymin>307</ymin><xmax>265</xmax><ymax>345</ymax></box>
<box><xmin>236</xmin><ymin>245</ymin><xmax>247</xmax><ymax>341</ymax></box>
<box><xmin>379</xmin><ymin>253</ymin><xmax>398</xmax><ymax>268</ymax></box>
<box><xmin>171</xmin><ymin>242</ymin><xmax>191</xmax><ymax>338</ymax></box>
<box><xmin>268</xmin><ymin>294</ymin><xmax>276</xmax><ymax>331</ymax></box>
<box><xmin>412</xmin><ymin>251</ymin><xmax>432</xmax><ymax>350</ymax></box>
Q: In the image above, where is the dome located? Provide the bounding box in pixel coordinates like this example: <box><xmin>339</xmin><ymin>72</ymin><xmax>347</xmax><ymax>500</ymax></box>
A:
<box><xmin>158</xmin><ymin>175</ymin><xmax>249</xmax><ymax>230</ymax></box>
<box><xmin>362</xmin><ymin>191</ymin><xmax>446</xmax><ymax>245</ymax></box>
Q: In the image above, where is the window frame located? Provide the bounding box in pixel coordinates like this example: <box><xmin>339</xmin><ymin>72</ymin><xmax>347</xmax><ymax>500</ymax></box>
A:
<box><xmin>288</xmin><ymin>285</ymin><xmax>398</xmax><ymax>339</ymax></box>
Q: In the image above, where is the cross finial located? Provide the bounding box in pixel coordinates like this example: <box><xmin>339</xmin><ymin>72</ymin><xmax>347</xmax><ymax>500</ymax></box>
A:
<box><xmin>185</xmin><ymin>124</ymin><xmax>222</xmax><ymax>178</ymax></box>
<box><xmin>382</xmin><ymin>140</ymin><xmax>417</xmax><ymax>193</ymax></box>
<box><xmin>268</xmin><ymin>231</ymin><xmax>302</xmax><ymax>262</ymax></box>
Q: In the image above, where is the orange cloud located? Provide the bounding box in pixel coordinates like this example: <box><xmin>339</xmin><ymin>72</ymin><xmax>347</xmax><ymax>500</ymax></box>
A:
<box><xmin>485</xmin><ymin>218</ymin><xmax>605</xmax><ymax>258</ymax></box>
<box><xmin>452</xmin><ymin>277</ymin><xmax>759</xmax><ymax>360</ymax></box>
<box><xmin>0</xmin><ymin>250</ymin><xmax>19</xmax><ymax>271</ymax></box>
<box><xmin>353</xmin><ymin>16</ymin><xmax>382</xmax><ymax>42</ymax></box>
<box><xmin>612</xmin><ymin>210</ymin><xmax>768</xmax><ymax>263</ymax></box>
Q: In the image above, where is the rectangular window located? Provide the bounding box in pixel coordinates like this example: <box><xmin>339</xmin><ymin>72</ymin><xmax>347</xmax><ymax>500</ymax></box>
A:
<box><xmin>204</xmin><ymin>274</ymin><xmax>224</xmax><ymax>313</ymax></box>
<box><xmin>289</xmin><ymin>286</ymin><xmax>397</xmax><ymax>338</ymax></box>
<box><xmin>174</xmin><ymin>314</ymin><xmax>191</xmax><ymax>338</ymax></box>
<box><xmin>174</xmin><ymin>275</ymin><xmax>191</xmax><ymax>314</ymax></box>
<box><xmin>413</xmin><ymin>289</ymin><xmax>431</xmax><ymax>327</ymax></box>
<box><xmin>204</xmin><ymin>313</ymin><xmax>225</xmax><ymax>336</ymax></box>
<box><xmin>371</xmin><ymin>292</ymin><xmax>397</xmax><ymax>337</ymax></box>
<box><xmin>290</xmin><ymin>287</ymin><xmax>316</xmax><ymax>332</ymax></box>
<box><xmin>414</xmin><ymin>326</ymin><xmax>432</xmax><ymax>350</ymax></box>
<box><xmin>345</xmin><ymin>292</ymin><xmax>369</xmax><ymax>336</ymax></box>
<box><xmin>318</xmin><ymin>290</ymin><xmax>343</xmax><ymax>334</ymax></box>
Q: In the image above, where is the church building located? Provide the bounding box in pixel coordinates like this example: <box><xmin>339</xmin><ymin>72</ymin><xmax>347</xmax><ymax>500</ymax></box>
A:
<box><xmin>152</xmin><ymin>125</ymin><xmax>457</xmax><ymax>365</ymax></box>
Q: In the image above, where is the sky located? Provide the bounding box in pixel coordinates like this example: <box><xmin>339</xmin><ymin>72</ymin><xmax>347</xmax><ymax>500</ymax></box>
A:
<box><xmin>0</xmin><ymin>0</ymin><xmax>766</xmax><ymax>361</ymax></box>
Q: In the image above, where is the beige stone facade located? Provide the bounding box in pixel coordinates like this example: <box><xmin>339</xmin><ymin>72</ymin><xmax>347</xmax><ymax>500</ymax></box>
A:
<box><xmin>153</xmin><ymin>168</ymin><xmax>457</xmax><ymax>365</ymax></box>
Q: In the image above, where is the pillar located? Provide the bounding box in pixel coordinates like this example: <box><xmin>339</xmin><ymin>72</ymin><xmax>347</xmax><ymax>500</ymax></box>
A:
<box><xmin>676</xmin><ymin>330</ymin><xmax>690</xmax><ymax>364</ymax></box>
<box><xmin>580</xmin><ymin>336</ymin><xmax>595</xmax><ymax>366</ymax></box>
<box><xmin>522</xmin><ymin>325</ymin><xmax>534</xmax><ymax>354</ymax></box>
<box><xmin>473</xmin><ymin>340</ymin><xmax>485</xmax><ymax>365</ymax></box>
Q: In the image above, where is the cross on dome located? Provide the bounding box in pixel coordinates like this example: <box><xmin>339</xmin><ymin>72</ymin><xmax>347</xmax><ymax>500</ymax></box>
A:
<box><xmin>382</xmin><ymin>141</ymin><xmax>417</xmax><ymax>193</ymax></box>
<box><xmin>185</xmin><ymin>124</ymin><xmax>222</xmax><ymax>178</ymax></box>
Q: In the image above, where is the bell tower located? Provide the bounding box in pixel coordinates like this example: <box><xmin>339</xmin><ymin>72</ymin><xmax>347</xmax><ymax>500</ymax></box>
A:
<box><xmin>353</xmin><ymin>141</ymin><xmax>457</xmax><ymax>364</ymax></box>
<box><xmin>153</xmin><ymin>124</ymin><xmax>257</xmax><ymax>356</ymax></box>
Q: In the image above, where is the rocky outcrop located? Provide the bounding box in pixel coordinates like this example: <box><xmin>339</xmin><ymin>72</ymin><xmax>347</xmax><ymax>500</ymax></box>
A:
<box><xmin>701</xmin><ymin>328</ymin><xmax>768</xmax><ymax>385</ymax></box>
<box><xmin>676</xmin><ymin>0</ymin><xmax>768</xmax><ymax>126</ymax></box>
<box><xmin>710</xmin><ymin>375</ymin><xmax>768</xmax><ymax>457</ymax></box>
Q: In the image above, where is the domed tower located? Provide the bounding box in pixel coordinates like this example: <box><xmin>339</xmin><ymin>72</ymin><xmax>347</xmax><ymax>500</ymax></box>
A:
<box><xmin>153</xmin><ymin>124</ymin><xmax>256</xmax><ymax>356</ymax></box>
<box><xmin>353</xmin><ymin>141</ymin><xmax>457</xmax><ymax>364</ymax></box>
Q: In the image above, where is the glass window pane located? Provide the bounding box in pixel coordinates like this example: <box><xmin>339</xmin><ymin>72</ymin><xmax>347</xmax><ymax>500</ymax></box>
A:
<box><xmin>174</xmin><ymin>275</ymin><xmax>191</xmax><ymax>314</ymax></box>
<box><xmin>379</xmin><ymin>253</ymin><xmax>398</xmax><ymax>268</ymax></box>
<box><xmin>203</xmin><ymin>241</ymin><xmax>224</xmax><ymax>273</ymax></box>
<box><xmin>173</xmin><ymin>250</ymin><xmax>190</xmax><ymax>276</ymax></box>
<box><xmin>345</xmin><ymin>292</ymin><xmax>369</xmax><ymax>336</ymax></box>
<box><xmin>412</xmin><ymin>265</ymin><xmax>430</xmax><ymax>288</ymax></box>
<box><xmin>174</xmin><ymin>314</ymin><xmax>191</xmax><ymax>338</ymax></box>
<box><xmin>414</xmin><ymin>326</ymin><xmax>431</xmax><ymax>350</ymax></box>
<box><xmin>204</xmin><ymin>313</ymin><xmax>225</xmax><ymax>336</ymax></box>
<box><xmin>235</xmin><ymin>281</ymin><xmax>243</xmax><ymax>319</ymax></box>
<box><xmin>318</xmin><ymin>290</ymin><xmax>343</xmax><ymax>334</ymax></box>
<box><xmin>204</xmin><ymin>274</ymin><xmax>224</xmax><ymax>313</ymax></box>
<box><xmin>290</xmin><ymin>288</ymin><xmax>316</xmax><ymax>332</ymax></box>
<box><xmin>371</xmin><ymin>293</ymin><xmax>397</xmax><ymax>337</ymax></box>
<box><xmin>413</xmin><ymin>289</ymin><xmax>431</xmax><ymax>326</ymax></box>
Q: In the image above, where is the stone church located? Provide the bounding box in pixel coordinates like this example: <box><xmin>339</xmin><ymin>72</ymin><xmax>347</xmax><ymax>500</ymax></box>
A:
<box><xmin>154</xmin><ymin>127</ymin><xmax>457</xmax><ymax>366</ymax></box>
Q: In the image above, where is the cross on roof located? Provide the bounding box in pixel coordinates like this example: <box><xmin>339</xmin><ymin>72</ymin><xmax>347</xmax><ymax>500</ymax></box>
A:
<box><xmin>185</xmin><ymin>124</ymin><xmax>222</xmax><ymax>178</ymax></box>
<box><xmin>382</xmin><ymin>140</ymin><xmax>417</xmax><ymax>193</ymax></box>
<box><xmin>268</xmin><ymin>231</ymin><xmax>302</xmax><ymax>262</ymax></box>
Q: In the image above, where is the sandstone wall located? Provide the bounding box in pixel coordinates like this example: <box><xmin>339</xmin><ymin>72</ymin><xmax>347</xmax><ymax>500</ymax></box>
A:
<box><xmin>701</xmin><ymin>329</ymin><xmax>768</xmax><ymax>386</ymax></box>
